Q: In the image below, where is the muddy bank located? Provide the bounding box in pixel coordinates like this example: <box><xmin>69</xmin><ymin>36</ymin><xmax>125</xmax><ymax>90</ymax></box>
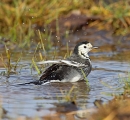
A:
<box><xmin>36</xmin><ymin>13</ymin><xmax>130</xmax><ymax>54</ymax></box>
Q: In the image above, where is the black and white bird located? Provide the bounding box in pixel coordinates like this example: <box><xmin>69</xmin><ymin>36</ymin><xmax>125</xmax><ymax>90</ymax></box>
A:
<box><xmin>24</xmin><ymin>41</ymin><xmax>97</xmax><ymax>85</ymax></box>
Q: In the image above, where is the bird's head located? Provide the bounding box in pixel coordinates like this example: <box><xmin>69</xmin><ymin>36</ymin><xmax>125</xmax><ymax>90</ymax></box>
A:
<box><xmin>73</xmin><ymin>41</ymin><xmax>97</xmax><ymax>59</ymax></box>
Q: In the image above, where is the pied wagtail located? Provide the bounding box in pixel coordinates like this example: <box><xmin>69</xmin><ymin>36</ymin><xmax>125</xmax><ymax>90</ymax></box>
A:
<box><xmin>22</xmin><ymin>41</ymin><xmax>97</xmax><ymax>85</ymax></box>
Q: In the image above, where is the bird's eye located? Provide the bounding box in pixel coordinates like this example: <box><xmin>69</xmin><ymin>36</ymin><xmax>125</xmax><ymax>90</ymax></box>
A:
<box><xmin>84</xmin><ymin>46</ymin><xmax>87</xmax><ymax>48</ymax></box>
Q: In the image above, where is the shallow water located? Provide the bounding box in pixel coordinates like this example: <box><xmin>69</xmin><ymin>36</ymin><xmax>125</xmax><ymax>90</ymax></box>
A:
<box><xmin>0</xmin><ymin>50</ymin><xmax>130</xmax><ymax>118</ymax></box>
<box><xmin>0</xmin><ymin>30</ymin><xmax>130</xmax><ymax>118</ymax></box>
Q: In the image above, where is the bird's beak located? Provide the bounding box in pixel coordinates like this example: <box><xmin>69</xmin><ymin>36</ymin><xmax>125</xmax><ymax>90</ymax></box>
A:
<box><xmin>93</xmin><ymin>46</ymin><xmax>98</xmax><ymax>49</ymax></box>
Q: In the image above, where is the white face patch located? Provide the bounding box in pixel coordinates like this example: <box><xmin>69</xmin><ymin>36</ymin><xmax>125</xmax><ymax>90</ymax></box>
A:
<box><xmin>78</xmin><ymin>43</ymin><xmax>93</xmax><ymax>59</ymax></box>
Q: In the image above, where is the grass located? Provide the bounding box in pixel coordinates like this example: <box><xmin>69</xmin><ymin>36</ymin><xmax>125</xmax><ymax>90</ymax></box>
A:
<box><xmin>89</xmin><ymin>74</ymin><xmax>130</xmax><ymax>119</ymax></box>
<box><xmin>0</xmin><ymin>45</ymin><xmax>22</xmax><ymax>77</ymax></box>
<box><xmin>80</xmin><ymin>68</ymin><xmax>90</xmax><ymax>86</ymax></box>
<box><xmin>120</xmin><ymin>72</ymin><xmax>130</xmax><ymax>95</ymax></box>
<box><xmin>0</xmin><ymin>0</ymin><xmax>130</xmax><ymax>48</ymax></box>
<box><xmin>57</xmin><ymin>85</ymin><xmax>77</xmax><ymax>103</ymax></box>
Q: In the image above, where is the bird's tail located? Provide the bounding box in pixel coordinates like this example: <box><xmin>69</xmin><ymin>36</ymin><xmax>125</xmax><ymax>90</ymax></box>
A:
<box><xmin>13</xmin><ymin>80</ymin><xmax>43</xmax><ymax>86</ymax></box>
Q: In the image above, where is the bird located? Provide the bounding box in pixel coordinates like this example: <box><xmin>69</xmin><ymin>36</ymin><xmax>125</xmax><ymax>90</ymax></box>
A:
<box><xmin>20</xmin><ymin>41</ymin><xmax>97</xmax><ymax>85</ymax></box>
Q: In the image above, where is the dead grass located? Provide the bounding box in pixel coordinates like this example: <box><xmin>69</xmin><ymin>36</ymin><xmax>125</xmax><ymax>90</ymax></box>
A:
<box><xmin>0</xmin><ymin>0</ymin><xmax>130</xmax><ymax>47</ymax></box>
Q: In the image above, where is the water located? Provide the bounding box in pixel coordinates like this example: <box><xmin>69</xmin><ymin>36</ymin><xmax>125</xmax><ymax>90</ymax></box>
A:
<box><xmin>0</xmin><ymin>51</ymin><xmax>129</xmax><ymax>118</ymax></box>
<box><xmin>0</xmin><ymin>34</ymin><xmax>130</xmax><ymax>118</ymax></box>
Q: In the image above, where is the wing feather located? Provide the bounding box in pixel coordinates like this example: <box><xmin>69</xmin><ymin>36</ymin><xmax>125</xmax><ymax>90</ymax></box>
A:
<box><xmin>39</xmin><ymin>64</ymin><xmax>62</xmax><ymax>81</ymax></box>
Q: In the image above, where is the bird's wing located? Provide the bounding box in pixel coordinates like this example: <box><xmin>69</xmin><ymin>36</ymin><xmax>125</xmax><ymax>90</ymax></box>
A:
<box><xmin>14</xmin><ymin>65</ymin><xmax>61</xmax><ymax>85</ymax></box>
<box><xmin>16</xmin><ymin>64</ymin><xmax>61</xmax><ymax>85</ymax></box>
<box><xmin>38</xmin><ymin>60</ymin><xmax>88</xmax><ymax>84</ymax></box>
<box><xmin>41</xmin><ymin>64</ymin><xmax>59</xmax><ymax>77</ymax></box>
<box><xmin>61</xmin><ymin>60</ymin><xmax>88</xmax><ymax>67</ymax></box>
<box><xmin>39</xmin><ymin>64</ymin><xmax>63</xmax><ymax>82</ymax></box>
<box><xmin>37</xmin><ymin>60</ymin><xmax>61</xmax><ymax>64</ymax></box>
<box><xmin>37</xmin><ymin>60</ymin><xmax>87</xmax><ymax>67</ymax></box>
